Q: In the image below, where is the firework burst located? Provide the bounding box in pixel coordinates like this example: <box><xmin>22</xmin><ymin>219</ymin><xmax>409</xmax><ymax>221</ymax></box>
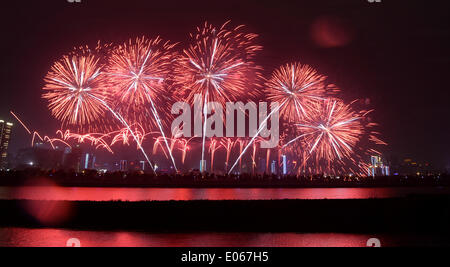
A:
<box><xmin>43</xmin><ymin>50</ymin><xmax>110</xmax><ymax>128</ymax></box>
<box><xmin>228</xmin><ymin>63</ymin><xmax>336</xmax><ymax>174</ymax></box>
<box><xmin>106</xmin><ymin>36</ymin><xmax>178</xmax><ymax>171</ymax></box>
<box><xmin>106</xmin><ymin>37</ymin><xmax>176</xmax><ymax>129</ymax></box>
<box><xmin>175</xmin><ymin>21</ymin><xmax>262</xmax><ymax>171</ymax></box>
<box><xmin>43</xmin><ymin>43</ymin><xmax>166</xmax><ymax>173</ymax></box>
<box><xmin>284</xmin><ymin>100</ymin><xmax>386</xmax><ymax>175</ymax></box>
<box><xmin>175</xmin><ymin>21</ymin><xmax>262</xmax><ymax>104</ymax></box>
<box><xmin>265</xmin><ymin>62</ymin><xmax>338</xmax><ymax>122</ymax></box>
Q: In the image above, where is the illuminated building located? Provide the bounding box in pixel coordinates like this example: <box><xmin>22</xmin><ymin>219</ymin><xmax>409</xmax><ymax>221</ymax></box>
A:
<box><xmin>81</xmin><ymin>153</ymin><xmax>96</xmax><ymax>170</ymax></box>
<box><xmin>282</xmin><ymin>155</ymin><xmax>287</xmax><ymax>175</ymax></box>
<box><xmin>120</xmin><ymin>160</ymin><xmax>128</xmax><ymax>172</ymax></box>
<box><xmin>271</xmin><ymin>160</ymin><xmax>277</xmax><ymax>175</ymax></box>
<box><xmin>200</xmin><ymin>160</ymin><xmax>207</xmax><ymax>173</ymax></box>
<box><xmin>368</xmin><ymin>155</ymin><xmax>390</xmax><ymax>177</ymax></box>
<box><xmin>0</xmin><ymin>120</ymin><xmax>13</xmax><ymax>169</ymax></box>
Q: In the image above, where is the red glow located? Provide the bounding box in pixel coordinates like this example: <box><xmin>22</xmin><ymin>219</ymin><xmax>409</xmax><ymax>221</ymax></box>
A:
<box><xmin>311</xmin><ymin>16</ymin><xmax>354</xmax><ymax>48</ymax></box>
<box><xmin>16</xmin><ymin>178</ymin><xmax>73</xmax><ymax>226</ymax></box>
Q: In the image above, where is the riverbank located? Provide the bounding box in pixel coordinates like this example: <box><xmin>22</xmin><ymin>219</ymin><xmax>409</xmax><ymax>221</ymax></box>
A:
<box><xmin>0</xmin><ymin>171</ymin><xmax>448</xmax><ymax>188</ymax></box>
<box><xmin>2</xmin><ymin>195</ymin><xmax>450</xmax><ymax>234</ymax></box>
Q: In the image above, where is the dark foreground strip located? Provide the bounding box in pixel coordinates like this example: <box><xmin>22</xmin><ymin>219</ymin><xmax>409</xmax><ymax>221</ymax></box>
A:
<box><xmin>1</xmin><ymin>195</ymin><xmax>450</xmax><ymax>234</ymax></box>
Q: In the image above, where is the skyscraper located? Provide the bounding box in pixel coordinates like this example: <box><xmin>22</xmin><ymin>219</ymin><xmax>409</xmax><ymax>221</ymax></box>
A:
<box><xmin>81</xmin><ymin>153</ymin><xmax>96</xmax><ymax>170</ymax></box>
<box><xmin>0</xmin><ymin>120</ymin><xmax>13</xmax><ymax>169</ymax></box>
<box><xmin>368</xmin><ymin>155</ymin><xmax>390</xmax><ymax>177</ymax></box>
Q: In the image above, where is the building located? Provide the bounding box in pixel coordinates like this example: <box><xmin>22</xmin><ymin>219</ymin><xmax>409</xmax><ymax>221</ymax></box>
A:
<box><xmin>200</xmin><ymin>160</ymin><xmax>207</xmax><ymax>173</ymax></box>
<box><xmin>120</xmin><ymin>160</ymin><xmax>128</xmax><ymax>172</ymax></box>
<box><xmin>62</xmin><ymin>145</ymin><xmax>83</xmax><ymax>171</ymax></box>
<box><xmin>271</xmin><ymin>160</ymin><xmax>277</xmax><ymax>175</ymax></box>
<box><xmin>282</xmin><ymin>155</ymin><xmax>288</xmax><ymax>175</ymax></box>
<box><xmin>0</xmin><ymin>120</ymin><xmax>13</xmax><ymax>170</ymax></box>
<box><xmin>368</xmin><ymin>155</ymin><xmax>390</xmax><ymax>177</ymax></box>
<box><xmin>15</xmin><ymin>147</ymin><xmax>64</xmax><ymax>170</ymax></box>
<box><xmin>80</xmin><ymin>153</ymin><xmax>96</xmax><ymax>170</ymax></box>
<box><xmin>394</xmin><ymin>158</ymin><xmax>435</xmax><ymax>176</ymax></box>
<box><xmin>257</xmin><ymin>158</ymin><xmax>266</xmax><ymax>174</ymax></box>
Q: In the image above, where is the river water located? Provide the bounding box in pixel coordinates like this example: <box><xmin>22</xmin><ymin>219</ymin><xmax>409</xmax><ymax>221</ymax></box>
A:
<box><xmin>0</xmin><ymin>228</ymin><xmax>446</xmax><ymax>247</ymax></box>
<box><xmin>2</xmin><ymin>186</ymin><xmax>448</xmax><ymax>247</ymax></box>
<box><xmin>1</xmin><ymin>186</ymin><xmax>448</xmax><ymax>201</ymax></box>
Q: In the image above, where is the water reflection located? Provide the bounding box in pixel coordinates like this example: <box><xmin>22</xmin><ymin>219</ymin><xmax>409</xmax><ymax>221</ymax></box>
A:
<box><xmin>0</xmin><ymin>227</ymin><xmax>374</xmax><ymax>247</ymax></box>
<box><xmin>0</xmin><ymin>186</ymin><xmax>447</xmax><ymax>202</ymax></box>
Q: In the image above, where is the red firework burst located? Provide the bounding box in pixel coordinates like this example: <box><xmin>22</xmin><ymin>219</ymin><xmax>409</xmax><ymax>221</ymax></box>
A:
<box><xmin>284</xmin><ymin>100</ymin><xmax>386</xmax><ymax>175</ymax></box>
<box><xmin>105</xmin><ymin>36</ymin><xmax>179</xmax><ymax>170</ymax></box>
<box><xmin>43</xmin><ymin>50</ymin><xmax>110</xmax><ymax>127</ymax></box>
<box><xmin>265</xmin><ymin>62</ymin><xmax>339</xmax><ymax>122</ymax></box>
<box><xmin>105</xmin><ymin>37</ymin><xmax>177</xmax><ymax>130</ymax></box>
<box><xmin>175</xmin><ymin>21</ymin><xmax>263</xmax><ymax>105</ymax></box>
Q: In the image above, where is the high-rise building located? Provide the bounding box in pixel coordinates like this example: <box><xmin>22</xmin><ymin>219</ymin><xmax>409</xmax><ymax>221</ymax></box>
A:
<box><xmin>62</xmin><ymin>145</ymin><xmax>82</xmax><ymax>171</ymax></box>
<box><xmin>81</xmin><ymin>153</ymin><xmax>96</xmax><ymax>170</ymax></box>
<box><xmin>0</xmin><ymin>120</ymin><xmax>13</xmax><ymax>170</ymax></box>
<box><xmin>271</xmin><ymin>160</ymin><xmax>277</xmax><ymax>175</ymax></box>
<box><xmin>200</xmin><ymin>160</ymin><xmax>207</xmax><ymax>173</ymax></box>
<box><xmin>120</xmin><ymin>160</ymin><xmax>128</xmax><ymax>172</ymax></box>
<box><xmin>282</xmin><ymin>155</ymin><xmax>288</xmax><ymax>175</ymax></box>
<box><xmin>368</xmin><ymin>155</ymin><xmax>390</xmax><ymax>177</ymax></box>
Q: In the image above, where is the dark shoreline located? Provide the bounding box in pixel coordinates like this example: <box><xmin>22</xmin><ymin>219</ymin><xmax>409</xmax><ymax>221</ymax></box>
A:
<box><xmin>2</xmin><ymin>195</ymin><xmax>450</xmax><ymax>235</ymax></box>
<box><xmin>1</xmin><ymin>177</ymin><xmax>450</xmax><ymax>189</ymax></box>
<box><xmin>1</xmin><ymin>171</ymin><xmax>449</xmax><ymax>189</ymax></box>
<box><xmin>4</xmin><ymin>183</ymin><xmax>450</xmax><ymax>189</ymax></box>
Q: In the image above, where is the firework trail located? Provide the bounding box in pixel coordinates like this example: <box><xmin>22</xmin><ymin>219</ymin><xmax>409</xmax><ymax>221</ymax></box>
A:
<box><xmin>106</xmin><ymin>37</ymin><xmax>178</xmax><ymax>172</ymax></box>
<box><xmin>266</xmin><ymin>148</ymin><xmax>271</xmax><ymax>174</ymax></box>
<box><xmin>283</xmin><ymin>100</ymin><xmax>386</xmax><ymax>175</ymax></box>
<box><xmin>12</xmin><ymin>110</ymin><xmax>154</xmax><ymax>155</ymax></box>
<box><xmin>108</xmin><ymin>124</ymin><xmax>158</xmax><ymax>150</ymax></box>
<box><xmin>251</xmin><ymin>138</ymin><xmax>263</xmax><ymax>175</ymax></box>
<box><xmin>176</xmin><ymin>138</ymin><xmax>195</xmax><ymax>165</ymax></box>
<box><xmin>228</xmin><ymin>100</ymin><xmax>287</xmax><ymax>174</ymax></box>
<box><xmin>172</xmin><ymin>129</ymin><xmax>197</xmax><ymax>166</ymax></box>
<box><xmin>237</xmin><ymin>138</ymin><xmax>247</xmax><ymax>172</ymax></box>
<box><xmin>10</xmin><ymin>111</ymin><xmax>32</xmax><ymax>134</ymax></box>
<box><xmin>43</xmin><ymin>46</ymin><xmax>157</xmax><ymax>173</ymax></box>
<box><xmin>221</xmin><ymin>138</ymin><xmax>236</xmax><ymax>172</ymax></box>
<box><xmin>77</xmin><ymin>89</ymin><xmax>157</xmax><ymax>172</ymax></box>
<box><xmin>175</xmin><ymin>21</ymin><xmax>262</xmax><ymax>172</ymax></box>
<box><xmin>10</xmin><ymin>111</ymin><xmax>72</xmax><ymax>150</ymax></box>
<box><xmin>265</xmin><ymin>62</ymin><xmax>338</xmax><ymax>122</ymax></box>
<box><xmin>153</xmin><ymin>136</ymin><xmax>174</xmax><ymax>159</ymax></box>
<box><xmin>209</xmin><ymin>138</ymin><xmax>221</xmax><ymax>173</ymax></box>
<box><xmin>56</xmin><ymin>130</ymin><xmax>113</xmax><ymax>153</ymax></box>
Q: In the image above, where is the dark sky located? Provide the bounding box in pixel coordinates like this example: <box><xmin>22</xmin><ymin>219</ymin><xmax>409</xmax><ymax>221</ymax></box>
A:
<box><xmin>1</xmin><ymin>0</ymin><xmax>449</xmax><ymax>169</ymax></box>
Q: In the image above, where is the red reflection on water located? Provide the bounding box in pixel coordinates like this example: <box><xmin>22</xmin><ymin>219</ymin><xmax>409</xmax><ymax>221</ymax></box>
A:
<box><xmin>15</xmin><ymin>178</ymin><xmax>73</xmax><ymax>225</ymax></box>
<box><xmin>0</xmin><ymin>228</ymin><xmax>373</xmax><ymax>247</ymax></box>
<box><xmin>0</xmin><ymin>186</ymin><xmax>447</xmax><ymax>202</ymax></box>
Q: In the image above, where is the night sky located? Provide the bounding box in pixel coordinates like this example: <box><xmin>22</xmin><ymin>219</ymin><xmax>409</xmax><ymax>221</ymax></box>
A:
<box><xmin>1</xmin><ymin>0</ymin><xmax>449</xmax><ymax>169</ymax></box>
